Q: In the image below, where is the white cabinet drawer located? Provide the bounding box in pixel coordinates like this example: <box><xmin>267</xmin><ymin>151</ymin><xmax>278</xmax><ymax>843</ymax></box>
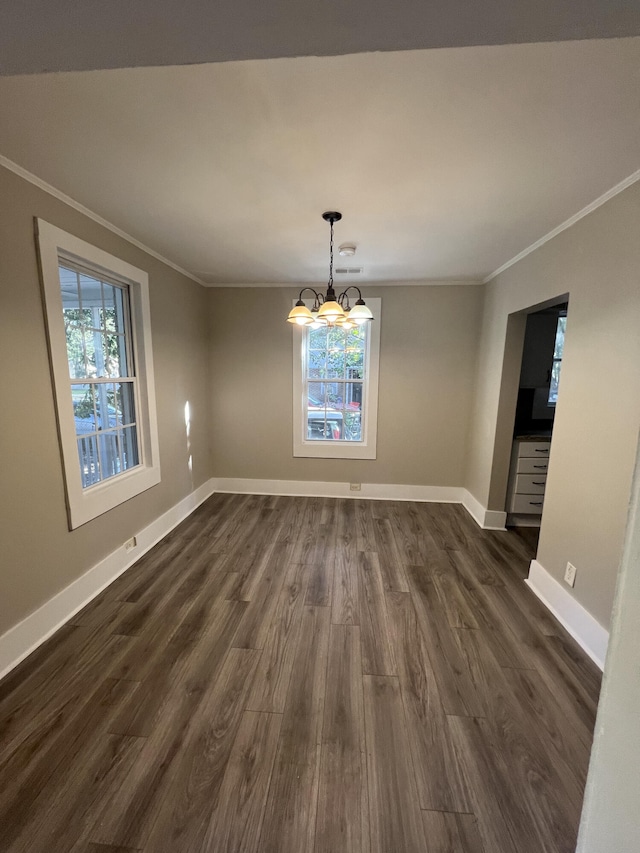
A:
<box><xmin>510</xmin><ymin>494</ymin><xmax>545</xmax><ymax>514</ymax></box>
<box><xmin>515</xmin><ymin>474</ymin><xmax>546</xmax><ymax>494</ymax></box>
<box><xmin>517</xmin><ymin>457</ymin><xmax>550</xmax><ymax>474</ymax></box>
<box><xmin>517</xmin><ymin>441</ymin><xmax>551</xmax><ymax>458</ymax></box>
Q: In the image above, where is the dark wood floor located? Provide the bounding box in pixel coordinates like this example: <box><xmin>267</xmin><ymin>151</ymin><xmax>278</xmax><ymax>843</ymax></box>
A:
<box><xmin>0</xmin><ymin>494</ymin><xmax>601</xmax><ymax>852</ymax></box>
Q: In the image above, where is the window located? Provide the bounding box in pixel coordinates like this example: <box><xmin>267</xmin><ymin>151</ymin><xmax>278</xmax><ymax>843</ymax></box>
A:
<box><xmin>292</xmin><ymin>297</ymin><xmax>380</xmax><ymax>459</ymax></box>
<box><xmin>37</xmin><ymin>220</ymin><xmax>160</xmax><ymax>528</ymax></box>
<box><xmin>548</xmin><ymin>313</ymin><xmax>567</xmax><ymax>405</ymax></box>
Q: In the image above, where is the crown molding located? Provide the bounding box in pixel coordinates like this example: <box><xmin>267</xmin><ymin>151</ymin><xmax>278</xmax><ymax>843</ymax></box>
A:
<box><xmin>202</xmin><ymin>278</ymin><xmax>483</xmax><ymax>288</ymax></box>
<box><xmin>484</xmin><ymin>168</ymin><xmax>640</xmax><ymax>284</ymax></box>
<box><xmin>0</xmin><ymin>154</ymin><xmax>205</xmax><ymax>287</ymax></box>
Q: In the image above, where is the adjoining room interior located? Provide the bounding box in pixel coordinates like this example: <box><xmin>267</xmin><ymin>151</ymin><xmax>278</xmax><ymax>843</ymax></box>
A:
<box><xmin>0</xmin><ymin>6</ymin><xmax>639</xmax><ymax>852</ymax></box>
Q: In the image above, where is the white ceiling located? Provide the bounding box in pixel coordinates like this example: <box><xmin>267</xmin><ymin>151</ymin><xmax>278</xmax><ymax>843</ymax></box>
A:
<box><xmin>0</xmin><ymin>38</ymin><xmax>639</xmax><ymax>284</ymax></box>
<box><xmin>1</xmin><ymin>0</ymin><xmax>639</xmax><ymax>76</ymax></box>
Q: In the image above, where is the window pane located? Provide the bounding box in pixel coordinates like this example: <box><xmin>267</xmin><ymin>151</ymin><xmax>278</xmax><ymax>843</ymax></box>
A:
<box><xmin>307</xmin><ymin>348</ymin><xmax>326</xmax><ymax>379</ymax></box>
<box><xmin>308</xmin><ymin>382</ymin><xmax>326</xmax><ymax>410</ymax></box>
<box><xmin>79</xmin><ymin>273</ymin><xmax>103</xmax><ymax>318</ymax></box>
<box><xmin>325</xmin><ymin>382</ymin><xmax>344</xmax><ymax>409</ymax></box>
<box><xmin>347</xmin><ymin>326</ymin><xmax>367</xmax><ymax>350</ymax></box>
<box><xmin>84</xmin><ymin>329</ymin><xmax>98</xmax><ymax>377</ymax></box>
<box><xmin>101</xmin><ymin>283</ymin><xmax>126</xmax><ymax>334</ymax></box>
<box><xmin>77</xmin><ymin>435</ymin><xmax>101</xmax><ymax>487</ymax></box>
<box><xmin>60</xmin><ymin>267</ymin><xmax>82</xmax><ymax>325</ymax></box>
<box><xmin>72</xmin><ymin>384</ymin><xmax>97</xmax><ymax>434</ymax></box>
<box><xmin>344</xmin><ymin>381</ymin><xmax>363</xmax><ymax>412</ymax></box>
<box><xmin>327</xmin><ymin>345</ymin><xmax>345</xmax><ymax>379</ymax></box>
<box><xmin>115</xmin><ymin>382</ymin><xmax>136</xmax><ymax>426</ymax></box>
<box><xmin>65</xmin><ymin>324</ymin><xmax>86</xmax><ymax>378</ymax></box>
<box><xmin>554</xmin><ymin>316</ymin><xmax>566</xmax><ymax>359</ymax></box>
<box><xmin>344</xmin><ymin>410</ymin><xmax>362</xmax><ymax>441</ymax></box>
<box><xmin>122</xmin><ymin>425</ymin><xmax>140</xmax><ymax>469</ymax></box>
<box><xmin>95</xmin><ymin>384</ymin><xmax>117</xmax><ymax>430</ymax></box>
<box><xmin>99</xmin><ymin>431</ymin><xmax>122</xmax><ymax>481</ymax></box>
<box><xmin>103</xmin><ymin>332</ymin><xmax>128</xmax><ymax>377</ymax></box>
<box><xmin>549</xmin><ymin>360</ymin><xmax>562</xmax><ymax>404</ymax></box>
<box><xmin>309</xmin><ymin>326</ymin><xmax>328</xmax><ymax>349</ymax></box>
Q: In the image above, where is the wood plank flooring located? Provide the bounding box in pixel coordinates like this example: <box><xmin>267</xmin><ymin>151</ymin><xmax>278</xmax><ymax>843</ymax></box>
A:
<box><xmin>0</xmin><ymin>494</ymin><xmax>601</xmax><ymax>852</ymax></box>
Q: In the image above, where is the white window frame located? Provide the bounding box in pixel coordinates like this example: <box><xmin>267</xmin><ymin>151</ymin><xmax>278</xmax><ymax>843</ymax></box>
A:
<box><xmin>292</xmin><ymin>297</ymin><xmax>381</xmax><ymax>459</ymax></box>
<box><xmin>36</xmin><ymin>219</ymin><xmax>161</xmax><ymax>529</ymax></box>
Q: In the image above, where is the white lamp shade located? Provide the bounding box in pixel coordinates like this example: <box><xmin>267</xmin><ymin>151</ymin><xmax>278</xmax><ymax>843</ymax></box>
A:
<box><xmin>348</xmin><ymin>303</ymin><xmax>374</xmax><ymax>324</ymax></box>
<box><xmin>287</xmin><ymin>303</ymin><xmax>314</xmax><ymax>325</ymax></box>
<box><xmin>317</xmin><ymin>300</ymin><xmax>346</xmax><ymax>322</ymax></box>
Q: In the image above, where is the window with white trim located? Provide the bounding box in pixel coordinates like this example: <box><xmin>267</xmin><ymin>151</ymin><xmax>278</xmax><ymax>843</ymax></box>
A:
<box><xmin>292</xmin><ymin>297</ymin><xmax>380</xmax><ymax>459</ymax></box>
<box><xmin>37</xmin><ymin>220</ymin><xmax>161</xmax><ymax>529</ymax></box>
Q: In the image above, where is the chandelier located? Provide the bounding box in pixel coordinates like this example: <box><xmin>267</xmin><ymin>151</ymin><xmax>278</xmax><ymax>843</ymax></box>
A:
<box><xmin>286</xmin><ymin>212</ymin><xmax>374</xmax><ymax>329</ymax></box>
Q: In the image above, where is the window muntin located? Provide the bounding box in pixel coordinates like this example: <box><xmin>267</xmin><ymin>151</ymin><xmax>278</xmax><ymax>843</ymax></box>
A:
<box><xmin>548</xmin><ymin>314</ymin><xmax>567</xmax><ymax>405</ymax></box>
<box><xmin>305</xmin><ymin>325</ymin><xmax>367</xmax><ymax>442</ymax></box>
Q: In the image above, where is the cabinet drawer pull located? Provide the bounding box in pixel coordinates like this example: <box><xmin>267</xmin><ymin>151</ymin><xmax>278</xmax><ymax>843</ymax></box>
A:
<box><xmin>534</xmin><ymin>449</ymin><xmax>549</xmax><ymax>453</ymax></box>
<box><xmin>532</xmin><ymin>481</ymin><xmax>545</xmax><ymax>485</ymax></box>
<box><xmin>533</xmin><ymin>464</ymin><xmax>547</xmax><ymax>469</ymax></box>
<box><xmin>529</xmin><ymin>501</ymin><xmax>543</xmax><ymax>506</ymax></box>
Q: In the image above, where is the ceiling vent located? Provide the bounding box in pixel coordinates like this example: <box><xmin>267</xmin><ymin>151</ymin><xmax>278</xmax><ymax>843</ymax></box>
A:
<box><xmin>335</xmin><ymin>267</ymin><xmax>363</xmax><ymax>275</ymax></box>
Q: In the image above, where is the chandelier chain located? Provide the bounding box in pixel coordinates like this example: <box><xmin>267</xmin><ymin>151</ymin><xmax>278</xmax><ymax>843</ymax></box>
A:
<box><xmin>328</xmin><ymin>218</ymin><xmax>334</xmax><ymax>289</ymax></box>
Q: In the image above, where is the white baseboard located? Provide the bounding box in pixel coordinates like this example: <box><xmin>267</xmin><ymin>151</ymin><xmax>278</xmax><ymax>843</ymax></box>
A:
<box><xmin>212</xmin><ymin>477</ymin><xmax>463</xmax><ymax>503</ymax></box>
<box><xmin>461</xmin><ymin>489</ymin><xmax>507</xmax><ymax>530</ymax></box>
<box><xmin>526</xmin><ymin>559</ymin><xmax>609</xmax><ymax>670</ymax></box>
<box><xmin>0</xmin><ymin>478</ymin><xmax>216</xmax><ymax>682</ymax></box>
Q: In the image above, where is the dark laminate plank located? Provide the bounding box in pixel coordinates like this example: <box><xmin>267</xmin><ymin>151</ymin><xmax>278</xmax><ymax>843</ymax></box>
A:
<box><xmin>304</xmin><ymin>550</ymin><xmax>334</xmax><ymax>606</ymax></box>
<box><xmin>332</xmin><ymin>547</ymin><xmax>360</xmax><ymax>625</ymax></box>
<box><xmin>499</xmin><ymin>665</ymin><xmax>591</xmax><ymax>789</ymax></box>
<box><xmin>87</xmin><ymin>601</ymin><xmax>248</xmax><ymax>849</ymax></box>
<box><xmin>231</xmin><ymin>541</ymin><xmax>291</xmax><ymax>650</ymax></box>
<box><xmin>422</xmin><ymin>810</ymin><xmax>485</xmax><ymax>853</ymax></box>
<box><xmin>246</xmin><ymin>562</ymin><xmax>310</xmax><ymax>713</ymax></box>
<box><xmin>141</xmin><ymin>648</ymin><xmax>262</xmax><ymax>852</ymax></box>
<box><xmin>387</xmin><ymin>500</ymin><xmax>442</xmax><ymax>567</ymax></box>
<box><xmin>259</xmin><ymin>605</ymin><xmax>330</xmax><ymax>853</ymax></box>
<box><xmin>447</xmin><ymin>716</ymin><xmax>521</xmax><ymax>853</ymax></box>
<box><xmin>0</xmin><ymin>666</ymin><xmax>139</xmax><ymax>851</ymax></box>
<box><xmin>423</xmin><ymin>503</ymin><xmax>479</xmax><ymax>551</ymax></box>
<box><xmin>453</xmin><ymin>628</ymin><xmax>586</xmax><ymax>827</ymax></box>
<box><xmin>70</xmin><ymin>597</ymin><xmax>139</xmax><ymax>631</ymax></box>
<box><xmin>9</xmin><ymin>731</ymin><xmax>145</xmax><ymax>853</ymax></box>
<box><xmin>335</xmin><ymin>497</ymin><xmax>358</xmax><ymax>551</ymax></box>
<box><xmin>445</xmin><ymin>549</ymin><xmax>533</xmax><ymax>669</ymax></box>
<box><xmin>429</xmin><ymin>549</ymin><xmax>479</xmax><ymax>630</ymax></box>
<box><xmin>354</xmin><ymin>499</ymin><xmax>376</xmax><ymax>552</ymax></box>
<box><xmin>372</xmin><ymin>516</ymin><xmax>410</xmax><ymax>592</ymax></box>
<box><xmin>83</xmin><ymin>845</ymin><xmax>142</xmax><ymax>852</ymax></box>
<box><xmin>315</xmin><ymin>624</ymin><xmax>369</xmax><ymax>853</ymax></box>
<box><xmin>363</xmin><ymin>674</ymin><xmax>428</xmax><ymax>853</ymax></box>
<box><xmin>405</xmin><ymin>563</ymin><xmax>484</xmax><ymax>717</ymax></box>
<box><xmin>200</xmin><ymin>710</ymin><xmax>282</xmax><ymax>853</ymax></box>
<box><xmin>358</xmin><ymin>550</ymin><xmax>397</xmax><ymax>676</ymax></box>
<box><xmin>222</xmin><ymin>539</ymin><xmax>280</xmax><ymax>602</ymax></box>
<box><xmin>0</xmin><ymin>633</ymin><xmax>137</xmax><ymax>784</ymax></box>
<box><xmin>385</xmin><ymin>591</ymin><xmax>471</xmax><ymax>813</ymax></box>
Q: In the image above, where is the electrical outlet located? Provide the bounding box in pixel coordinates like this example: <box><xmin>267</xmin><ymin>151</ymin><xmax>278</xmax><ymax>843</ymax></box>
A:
<box><xmin>124</xmin><ymin>536</ymin><xmax>137</xmax><ymax>552</ymax></box>
<box><xmin>349</xmin><ymin>483</ymin><xmax>362</xmax><ymax>492</ymax></box>
<box><xmin>564</xmin><ymin>562</ymin><xmax>577</xmax><ymax>587</ymax></box>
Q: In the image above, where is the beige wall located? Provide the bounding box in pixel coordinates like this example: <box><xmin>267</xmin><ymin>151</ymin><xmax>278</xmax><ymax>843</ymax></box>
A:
<box><xmin>465</xmin><ymin>181</ymin><xmax>640</xmax><ymax>628</ymax></box>
<box><xmin>0</xmin><ymin>165</ymin><xmax>212</xmax><ymax>636</ymax></box>
<box><xmin>208</xmin><ymin>284</ymin><xmax>483</xmax><ymax>487</ymax></box>
<box><xmin>577</xmin><ymin>433</ymin><xmax>640</xmax><ymax>853</ymax></box>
